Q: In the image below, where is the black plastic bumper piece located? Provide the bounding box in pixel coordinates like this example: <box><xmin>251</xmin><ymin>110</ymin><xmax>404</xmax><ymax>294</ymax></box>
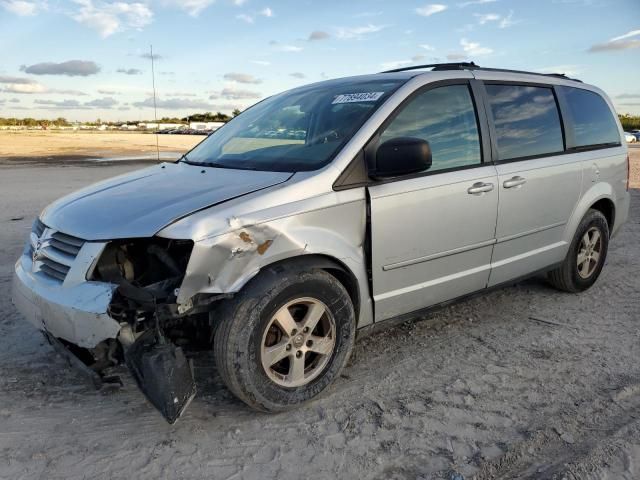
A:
<box><xmin>43</xmin><ymin>331</ymin><xmax>104</xmax><ymax>389</ymax></box>
<box><xmin>124</xmin><ymin>329</ymin><xmax>197</xmax><ymax>424</ymax></box>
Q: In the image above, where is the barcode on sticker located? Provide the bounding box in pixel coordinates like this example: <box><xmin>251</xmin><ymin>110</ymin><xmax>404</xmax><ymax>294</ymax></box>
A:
<box><xmin>332</xmin><ymin>92</ymin><xmax>384</xmax><ymax>104</ymax></box>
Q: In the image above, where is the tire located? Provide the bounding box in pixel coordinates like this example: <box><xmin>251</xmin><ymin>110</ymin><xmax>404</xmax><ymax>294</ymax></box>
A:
<box><xmin>213</xmin><ymin>263</ymin><xmax>356</xmax><ymax>412</ymax></box>
<box><xmin>547</xmin><ymin>209</ymin><xmax>609</xmax><ymax>293</ymax></box>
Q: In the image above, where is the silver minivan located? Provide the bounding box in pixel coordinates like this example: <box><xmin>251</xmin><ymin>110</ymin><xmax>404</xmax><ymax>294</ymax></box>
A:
<box><xmin>12</xmin><ymin>63</ymin><xmax>631</xmax><ymax>422</ymax></box>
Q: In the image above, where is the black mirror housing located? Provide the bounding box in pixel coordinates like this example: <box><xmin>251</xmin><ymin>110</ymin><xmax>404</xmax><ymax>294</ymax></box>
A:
<box><xmin>373</xmin><ymin>137</ymin><xmax>432</xmax><ymax>178</ymax></box>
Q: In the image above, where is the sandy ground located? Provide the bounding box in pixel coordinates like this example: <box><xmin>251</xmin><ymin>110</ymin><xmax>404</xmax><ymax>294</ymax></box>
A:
<box><xmin>0</xmin><ymin>162</ymin><xmax>639</xmax><ymax>480</ymax></box>
<box><xmin>0</xmin><ymin>131</ymin><xmax>203</xmax><ymax>161</ymax></box>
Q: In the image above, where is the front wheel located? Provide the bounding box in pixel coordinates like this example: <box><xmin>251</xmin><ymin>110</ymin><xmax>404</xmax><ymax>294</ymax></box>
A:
<box><xmin>547</xmin><ymin>209</ymin><xmax>609</xmax><ymax>293</ymax></box>
<box><xmin>213</xmin><ymin>264</ymin><xmax>355</xmax><ymax>412</ymax></box>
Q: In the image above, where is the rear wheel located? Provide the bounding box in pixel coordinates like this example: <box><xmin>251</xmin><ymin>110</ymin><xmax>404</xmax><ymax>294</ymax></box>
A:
<box><xmin>213</xmin><ymin>264</ymin><xmax>355</xmax><ymax>412</ymax></box>
<box><xmin>547</xmin><ymin>209</ymin><xmax>609</xmax><ymax>293</ymax></box>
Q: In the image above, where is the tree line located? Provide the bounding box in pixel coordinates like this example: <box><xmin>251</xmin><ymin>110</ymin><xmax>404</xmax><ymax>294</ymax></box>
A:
<box><xmin>0</xmin><ymin>109</ymin><xmax>242</xmax><ymax>127</ymax></box>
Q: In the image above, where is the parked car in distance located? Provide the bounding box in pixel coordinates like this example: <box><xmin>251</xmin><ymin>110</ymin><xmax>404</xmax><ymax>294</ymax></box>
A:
<box><xmin>12</xmin><ymin>62</ymin><xmax>631</xmax><ymax>423</ymax></box>
<box><xmin>624</xmin><ymin>132</ymin><xmax>637</xmax><ymax>143</ymax></box>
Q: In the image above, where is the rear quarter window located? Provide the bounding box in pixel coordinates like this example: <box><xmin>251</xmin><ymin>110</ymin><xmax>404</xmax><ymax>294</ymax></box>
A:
<box><xmin>559</xmin><ymin>87</ymin><xmax>621</xmax><ymax>148</ymax></box>
<box><xmin>485</xmin><ymin>84</ymin><xmax>564</xmax><ymax>161</ymax></box>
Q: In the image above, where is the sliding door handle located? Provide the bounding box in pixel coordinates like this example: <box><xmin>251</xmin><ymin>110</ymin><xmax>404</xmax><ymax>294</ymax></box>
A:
<box><xmin>503</xmin><ymin>176</ymin><xmax>527</xmax><ymax>189</ymax></box>
<box><xmin>467</xmin><ymin>182</ymin><xmax>494</xmax><ymax>195</ymax></box>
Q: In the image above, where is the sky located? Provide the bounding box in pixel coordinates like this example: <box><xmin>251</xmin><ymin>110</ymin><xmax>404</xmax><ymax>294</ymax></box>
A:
<box><xmin>0</xmin><ymin>0</ymin><xmax>638</xmax><ymax>122</ymax></box>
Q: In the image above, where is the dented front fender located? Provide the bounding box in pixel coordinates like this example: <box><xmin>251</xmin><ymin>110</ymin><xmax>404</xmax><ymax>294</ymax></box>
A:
<box><xmin>166</xmin><ymin>189</ymin><xmax>373</xmax><ymax>327</ymax></box>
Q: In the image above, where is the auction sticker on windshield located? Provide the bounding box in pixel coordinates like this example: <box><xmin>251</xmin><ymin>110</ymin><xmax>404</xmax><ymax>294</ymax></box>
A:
<box><xmin>332</xmin><ymin>92</ymin><xmax>385</xmax><ymax>104</ymax></box>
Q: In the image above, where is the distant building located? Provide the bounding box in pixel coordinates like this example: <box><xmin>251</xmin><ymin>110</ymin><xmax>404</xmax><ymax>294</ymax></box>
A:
<box><xmin>138</xmin><ymin>122</ymin><xmax>186</xmax><ymax>131</ymax></box>
<box><xmin>189</xmin><ymin>121</ymin><xmax>225</xmax><ymax>131</ymax></box>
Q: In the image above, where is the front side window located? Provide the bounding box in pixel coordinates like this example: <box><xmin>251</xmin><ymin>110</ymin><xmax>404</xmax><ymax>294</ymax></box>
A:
<box><xmin>380</xmin><ymin>84</ymin><xmax>481</xmax><ymax>172</ymax></box>
<box><xmin>184</xmin><ymin>79</ymin><xmax>404</xmax><ymax>172</ymax></box>
<box><xmin>486</xmin><ymin>84</ymin><xmax>564</xmax><ymax>161</ymax></box>
<box><xmin>559</xmin><ymin>87</ymin><xmax>620</xmax><ymax>148</ymax></box>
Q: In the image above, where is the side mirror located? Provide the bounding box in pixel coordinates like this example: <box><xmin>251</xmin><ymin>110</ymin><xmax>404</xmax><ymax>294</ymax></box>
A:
<box><xmin>374</xmin><ymin>137</ymin><xmax>432</xmax><ymax>178</ymax></box>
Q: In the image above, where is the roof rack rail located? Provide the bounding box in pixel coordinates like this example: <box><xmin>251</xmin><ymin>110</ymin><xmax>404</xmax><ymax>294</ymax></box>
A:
<box><xmin>380</xmin><ymin>62</ymin><xmax>479</xmax><ymax>73</ymax></box>
<box><xmin>379</xmin><ymin>62</ymin><xmax>582</xmax><ymax>82</ymax></box>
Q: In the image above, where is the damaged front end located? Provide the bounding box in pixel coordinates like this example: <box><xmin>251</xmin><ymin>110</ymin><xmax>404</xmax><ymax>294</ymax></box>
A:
<box><xmin>89</xmin><ymin>237</ymin><xmax>217</xmax><ymax>423</ymax></box>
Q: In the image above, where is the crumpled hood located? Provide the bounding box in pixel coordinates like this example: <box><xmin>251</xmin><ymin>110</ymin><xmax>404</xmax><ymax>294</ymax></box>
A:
<box><xmin>41</xmin><ymin>162</ymin><xmax>292</xmax><ymax>240</ymax></box>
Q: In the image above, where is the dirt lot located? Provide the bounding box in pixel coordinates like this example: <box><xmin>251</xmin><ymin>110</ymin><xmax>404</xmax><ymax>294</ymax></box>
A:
<box><xmin>0</xmin><ymin>159</ymin><xmax>639</xmax><ymax>479</ymax></box>
<box><xmin>0</xmin><ymin>131</ymin><xmax>202</xmax><ymax>161</ymax></box>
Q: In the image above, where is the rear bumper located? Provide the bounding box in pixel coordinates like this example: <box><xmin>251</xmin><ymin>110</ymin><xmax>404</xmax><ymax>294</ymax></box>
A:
<box><xmin>11</xmin><ymin>254</ymin><xmax>121</xmax><ymax>348</ymax></box>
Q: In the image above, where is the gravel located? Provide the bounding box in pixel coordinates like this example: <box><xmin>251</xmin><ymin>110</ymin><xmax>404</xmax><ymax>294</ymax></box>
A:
<box><xmin>0</xmin><ymin>162</ymin><xmax>638</xmax><ymax>480</ymax></box>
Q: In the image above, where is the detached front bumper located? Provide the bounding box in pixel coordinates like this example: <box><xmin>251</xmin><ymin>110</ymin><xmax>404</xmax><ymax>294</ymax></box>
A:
<box><xmin>11</xmin><ymin>253</ymin><xmax>121</xmax><ymax>349</ymax></box>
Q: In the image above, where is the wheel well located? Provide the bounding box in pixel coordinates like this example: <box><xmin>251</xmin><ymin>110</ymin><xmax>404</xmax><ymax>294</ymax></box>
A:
<box><xmin>261</xmin><ymin>255</ymin><xmax>361</xmax><ymax>320</ymax></box>
<box><xmin>590</xmin><ymin>198</ymin><xmax>615</xmax><ymax>234</ymax></box>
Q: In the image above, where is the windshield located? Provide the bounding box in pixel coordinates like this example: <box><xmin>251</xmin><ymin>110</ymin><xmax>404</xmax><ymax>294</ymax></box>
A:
<box><xmin>183</xmin><ymin>78</ymin><xmax>404</xmax><ymax>172</ymax></box>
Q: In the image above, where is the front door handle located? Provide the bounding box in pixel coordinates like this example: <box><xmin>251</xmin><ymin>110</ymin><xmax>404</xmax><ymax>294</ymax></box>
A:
<box><xmin>467</xmin><ymin>182</ymin><xmax>494</xmax><ymax>195</ymax></box>
<box><xmin>503</xmin><ymin>176</ymin><xmax>527</xmax><ymax>189</ymax></box>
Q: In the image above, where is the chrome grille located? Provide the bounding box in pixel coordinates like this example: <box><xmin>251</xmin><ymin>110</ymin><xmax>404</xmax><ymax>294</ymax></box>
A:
<box><xmin>30</xmin><ymin>220</ymin><xmax>85</xmax><ymax>283</ymax></box>
<box><xmin>33</xmin><ymin>218</ymin><xmax>46</xmax><ymax>238</ymax></box>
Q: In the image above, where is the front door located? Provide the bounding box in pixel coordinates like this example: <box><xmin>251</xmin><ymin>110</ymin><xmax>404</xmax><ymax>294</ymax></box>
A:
<box><xmin>368</xmin><ymin>82</ymin><xmax>499</xmax><ymax>321</ymax></box>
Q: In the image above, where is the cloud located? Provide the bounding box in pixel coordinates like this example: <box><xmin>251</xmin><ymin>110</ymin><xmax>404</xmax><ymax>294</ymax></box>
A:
<box><xmin>0</xmin><ymin>0</ymin><xmax>44</xmax><ymax>15</ymax></box>
<box><xmin>260</xmin><ymin>7</ymin><xmax>272</xmax><ymax>17</ymax></box>
<box><xmin>269</xmin><ymin>41</ymin><xmax>304</xmax><ymax>52</ymax></box>
<box><xmin>35</xmin><ymin>99</ymin><xmax>87</xmax><ymax>108</ymax></box>
<box><xmin>460</xmin><ymin>38</ymin><xmax>493</xmax><ymax>55</ymax></box>
<box><xmin>85</xmin><ymin>97</ymin><xmax>118</xmax><ymax>107</ymax></box>
<box><xmin>223</xmin><ymin>72</ymin><xmax>262</xmax><ymax>84</ymax></box>
<box><xmin>380</xmin><ymin>60</ymin><xmax>413</xmax><ymax>70</ymax></box>
<box><xmin>308</xmin><ymin>30</ymin><xmax>330</xmax><ymax>41</ymax></box>
<box><xmin>34</xmin><ymin>96</ymin><xmax>118</xmax><ymax>109</ymax></box>
<box><xmin>20</xmin><ymin>60</ymin><xmax>100</xmax><ymax>76</ymax></box>
<box><xmin>232</xmin><ymin>0</ymin><xmax>246</xmax><ymax>4</ymax></box>
<box><xmin>132</xmin><ymin>97</ymin><xmax>216</xmax><ymax>109</ymax></box>
<box><xmin>589</xmin><ymin>30</ymin><xmax>640</xmax><ymax>52</ymax></box>
<box><xmin>289</xmin><ymin>72</ymin><xmax>305</xmax><ymax>79</ymax></box>
<box><xmin>71</xmin><ymin>0</ymin><xmax>153</xmax><ymax>37</ymax></box>
<box><xmin>419</xmin><ymin>44</ymin><xmax>435</xmax><ymax>51</ymax></box>
<box><xmin>165</xmin><ymin>91</ymin><xmax>197</xmax><ymax>97</ymax></box>
<box><xmin>353</xmin><ymin>11</ymin><xmax>383</xmax><ymax>18</ymax></box>
<box><xmin>499</xmin><ymin>10</ymin><xmax>517</xmax><ymax>28</ymax></box>
<box><xmin>458</xmin><ymin>0</ymin><xmax>497</xmax><ymax>6</ymax></box>
<box><xmin>617</xmin><ymin>93</ymin><xmax>640</xmax><ymax>99</ymax></box>
<box><xmin>335</xmin><ymin>24</ymin><xmax>386</xmax><ymax>39</ymax></box>
<box><xmin>412</xmin><ymin>54</ymin><xmax>426</xmax><ymax>62</ymax></box>
<box><xmin>236</xmin><ymin>13</ymin><xmax>254</xmax><ymax>23</ymax></box>
<box><xmin>537</xmin><ymin>64</ymin><xmax>583</xmax><ymax>77</ymax></box>
<box><xmin>415</xmin><ymin>4</ymin><xmax>447</xmax><ymax>16</ymax></box>
<box><xmin>53</xmin><ymin>89</ymin><xmax>88</xmax><ymax>95</ymax></box>
<box><xmin>0</xmin><ymin>76</ymin><xmax>89</xmax><ymax>95</ymax></box>
<box><xmin>165</xmin><ymin>0</ymin><xmax>215</xmax><ymax>16</ymax></box>
<box><xmin>0</xmin><ymin>75</ymin><xmax>38</xmax><ymax>85</ymax></box>
<box><xmin>98</xmin><ymin>89</ymin><xmax>117</xmax><ymax>94</ymax></box>
<box><xmin>139</xmin><ymin>52</ymin><xmax>163</xmax><ymax>60</ymax></box>
<box><xmin>210</xmin><ymin>87</ymin><xmax>262</xmax><ymax>100</ymax></box>
<box><xmin>0</xmin><ymin>75</ymin><xmax>46</xmax><ymax>93</ymax></box>
<box><xmin>611</xmin><ymin>29</ymin><xmax>640</xmax><ymax>42</ymax></box>
<box><xmin>446</xmin><ymin>38</ymin><xmax>493</xmax><ymax>60</ymax></box>
<box><xmin>250</xmin><ymin>60</ymin><xmax>271</xmax><ymax>66</ymax></box>
<box><xmin>10</xmin><ymin>98</ymin><xmax>20</xmax><ymax>103</ymax></box>
<box><xmin>474</xmin><ymin>13</ymin><xmax>500</xmax><ymax>24</ymax></box>
<box><xmin>117</xmin><ymin>67</ymin><xmax>142</xmax><ymax>75</ymax></box>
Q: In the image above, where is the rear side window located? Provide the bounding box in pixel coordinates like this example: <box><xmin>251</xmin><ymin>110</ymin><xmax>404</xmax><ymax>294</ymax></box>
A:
<box><xmin>380</xmin><ymin>84</ymin><xmax>481</xmax><ymax>172</ymax></box>
<box><xmin>559</xmin><ymin>87</ymin><xmax>620</xmax><ymax>148</ymax></box>
<box><xmin>486</xmin><ymin>84</ymin><xmax>564</xmax><ymax>161</ymax></box>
